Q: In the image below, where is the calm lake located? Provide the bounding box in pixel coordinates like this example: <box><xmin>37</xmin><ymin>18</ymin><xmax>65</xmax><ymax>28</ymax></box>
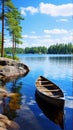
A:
<box><xmin>0</xmin><ymin>54</ymin><xmax>73</xmax><ymax>130</ymax></box>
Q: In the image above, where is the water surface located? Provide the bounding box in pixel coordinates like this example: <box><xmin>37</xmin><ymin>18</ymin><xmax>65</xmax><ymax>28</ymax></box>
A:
<box><xmin>0</xmin><ymin>54</ymin><xmax>73</xmax><ymax>130</ymax></box>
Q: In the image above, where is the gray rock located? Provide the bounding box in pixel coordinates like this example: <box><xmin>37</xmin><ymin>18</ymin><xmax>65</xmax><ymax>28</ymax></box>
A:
<box><xmin>0</xmin><ymin>58</ymin><xmax>29</xmax><ymax>81</ymax></box>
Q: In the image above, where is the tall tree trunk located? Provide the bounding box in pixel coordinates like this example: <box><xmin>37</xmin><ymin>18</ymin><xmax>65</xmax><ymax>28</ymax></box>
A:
<box><xmin>1</xmin><ymin>0</ymin><xmax>4</xmax><ymax>57</ymax></box>
<box><xmin>12</xmin><ymin>33</ymin><xmax>15</xmax><ymax>59</ymax></box>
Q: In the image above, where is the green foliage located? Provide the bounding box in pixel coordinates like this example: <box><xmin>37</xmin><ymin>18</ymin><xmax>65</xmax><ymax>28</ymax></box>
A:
<box><xmin>48</xmin><ymin>43</ymin><xmax>73</xmax><ymax>54</ymax></box>
<box><xmin>24</xmin><ymin>46</ymin><xmax>48</xmax><ymax>54</ymax></box>
<box><xmin>5</xmin><ymin>6</ymin><xmax>24</xmax><ymax>59</ymax></box>
<box><xmin>4</xmin><ymin>43</ymin><xmax>73</xmax><ymax>54</ymax></box>
<box><xmin>5</xmin><ymin>7</ymin><xmax>23</xmax><ymax>43</ymax></box>
<box><xmin>5</xmin><ymin>0</ymin><xmax>15</xmax><ymax>9</ymax></box>
<box><xmin>4</xmin><ymin>47</ymin><xmax>24</xmax><ymax>54</ymax></box>
<box><xmin>4</xmin><ymin>52</ymin><xmax>19</xmax><ymax>60</ymax></box>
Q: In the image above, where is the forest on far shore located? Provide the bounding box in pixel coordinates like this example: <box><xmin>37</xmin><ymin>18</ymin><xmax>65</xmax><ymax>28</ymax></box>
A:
<box><xmin>5</xmin><ymin>43</ymin><xmax>73</xmax><ymax>54</ymax></box>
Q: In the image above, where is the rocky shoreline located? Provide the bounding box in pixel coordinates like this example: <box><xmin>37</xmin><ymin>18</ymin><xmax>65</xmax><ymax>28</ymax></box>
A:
<box><xmin>0</xmin><ymin>114</ymin><xmax>20</xmax><ymax>130</ymax></box>
<box><xmin>0</xmin><ymin>57</ymin><xmax>29</xmax><ymax>82</ymax></box>
<box><xmin>0</xmin><ymin>57</ymin><xmax>30</xmax><ymax>129</ymax></box>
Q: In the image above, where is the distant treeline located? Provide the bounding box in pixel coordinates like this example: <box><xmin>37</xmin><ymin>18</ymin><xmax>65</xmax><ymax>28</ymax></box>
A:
<box><xmin>5</xmin><ymin>43</ymin><xmax>73</xmax><ymax>54</ymax></box>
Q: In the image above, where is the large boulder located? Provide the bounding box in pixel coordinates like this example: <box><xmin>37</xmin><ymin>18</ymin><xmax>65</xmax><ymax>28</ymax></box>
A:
<box><xmin>0</xmin><ymin>58</ymin><xmax>29</xmax><ymax>81</ymax></box>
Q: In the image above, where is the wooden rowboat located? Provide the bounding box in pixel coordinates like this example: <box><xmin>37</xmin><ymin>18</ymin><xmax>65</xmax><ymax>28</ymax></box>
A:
<box><xmin>36</xmin><ymin>76</ymin><xmax>64</xmax><ymax>108</ymax></box>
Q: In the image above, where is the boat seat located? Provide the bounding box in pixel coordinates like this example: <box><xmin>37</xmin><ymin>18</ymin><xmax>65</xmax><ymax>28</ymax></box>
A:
<box><xmin>38</xmin><ymin>88</ymin><xmax>60</xmax><ymax>93</ymax></box>
<box><xmin>36</xmin><ymin>81</ymin><xmax>49</xmax><ymax>82</ymax></box>
<box><xmin>50</xmin><ymin>95</ymin><xmax>61</xmax><ymax>98</ymax></box>
<box><xmin>43</xmin><ymin>89</ymin><xmax>59</xmax><ymax>92</ymax></box>
<box><xmin>37</xmin><ymin>86</ymin><xmax>59</xmax><ymax>91</ymax></box>
<box><xmin>42</xmin><ymin>91</ymin><xmax>53</xmax><ymax>96</ymax></box>
<box><xmin>44</xmin><ymin>92</ymin><xmax>61</xmax><ymax>98</ymax></box>
<box><xmin>38</xmin><ymin>84</ymin><xmax>54</xmax><ymax>86</ymax></box>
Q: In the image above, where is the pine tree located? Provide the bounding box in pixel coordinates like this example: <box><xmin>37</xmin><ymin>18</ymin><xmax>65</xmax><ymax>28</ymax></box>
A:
<box><xmin>5</xmin><ymin>8</ymin><xmax>24</xmax><ymax>59</ymax></box>
<box><xmin>0</xmin><ymin>0</ymin><xmax>15</xmax><ymax>57</ymax></box>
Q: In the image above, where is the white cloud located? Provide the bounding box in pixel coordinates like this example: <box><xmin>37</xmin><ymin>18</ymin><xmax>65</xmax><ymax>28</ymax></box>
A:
<box><xmin>20</xmin><ymin>6</ymin><xmax>38</xmax><ymax>15</ymax></box>
<box><xmin>26</xmin><ymin>6</ymin><xmax>38</xmax><ymax>15</ymax></box>
<box><xmin>44</xmin><ymin>29</ymin><xmax>68</xmax><ymax>34</ymax></box>
<box><xmin>39</xmin><ymin>2</ymin><xmax>73</xmax><ymax>16</ymax></box>
<box><xmin>20</xmin><ymin>3</ymin><xmax>73</xmax><ymax>17</ymax></box>
<box><xmin>22</xmin><ymin>34</ymin><xmax>40</xmax><ymax>39</ymax></box>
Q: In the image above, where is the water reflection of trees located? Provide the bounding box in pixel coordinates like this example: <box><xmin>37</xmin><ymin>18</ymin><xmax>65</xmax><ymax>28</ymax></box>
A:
<box><xmin>49</xmin><ymin>56</ymin><xmax>72</xmax><ymax>64</ymax></box>
<box><xmin>25</xmin><ymin>56</ymin><xmax>47</xmax><ymax>62</ymax></box>
<box><xmin>0</xmin><ymin>79</ymin><xmax>22</xmax><ymax>120</ymax></box>
<box><xmin>35</xmin><ymin>91</ymin><xmax>64</xmax><ymax>130</ymax></box>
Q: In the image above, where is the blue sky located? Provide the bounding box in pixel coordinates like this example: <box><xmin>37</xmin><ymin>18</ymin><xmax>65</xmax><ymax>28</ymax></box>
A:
<box><xmin>4</xmin><ymin>0</ymin><xmax>73</xmax><ymax>48</ymax></box>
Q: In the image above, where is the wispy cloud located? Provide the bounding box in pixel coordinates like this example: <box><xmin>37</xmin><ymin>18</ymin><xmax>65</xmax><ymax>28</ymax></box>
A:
<box><xmin>20</xmin><ymin>29</ymin><xmax>72</xmax><ymax>48</ymax></box>
<box><xmin>56</xmin><ymin>18</ymin><xmax>68</xmax><ymax>22</ymax></box>
<box><xmin>20</xmin><ymin>2</ymin><xmax>73</xmax><ymax>17</ymax></box>
<box><xmin>5</xmin><ymin>30</ymin><xmax>72</xmax><ymax>48</ymax></box>
<box><xmin>22</xmin><ymin>35</ymin><xmax>40</xmax><ymax>39</ymax></box>
<box><xmin>44</xmin><ymin>29</ymin><xmax>68</xmax><ymax>34</ymax></box>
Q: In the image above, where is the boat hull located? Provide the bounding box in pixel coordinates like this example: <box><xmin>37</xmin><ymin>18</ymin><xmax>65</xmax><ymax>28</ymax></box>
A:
<box><xmin>36</xmin><ymin>89</ymin><xmax>64</xmax><ymax>108</ymax></box>
<box><xmin>35</xmin><ymin>91</ymin><xmax>64</xmax><ymax>129</ymax></box>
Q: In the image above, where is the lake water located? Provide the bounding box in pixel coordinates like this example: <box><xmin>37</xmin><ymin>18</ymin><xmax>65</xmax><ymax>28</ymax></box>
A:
<box><xmin>0</xmin><ymin>54</ymin><xmax>73</xmax><ymax>130</ymax></box>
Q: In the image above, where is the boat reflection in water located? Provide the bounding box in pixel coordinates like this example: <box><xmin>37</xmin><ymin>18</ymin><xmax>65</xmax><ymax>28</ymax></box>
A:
<box><xmin>35</xmin><ymin>91</ymin><xmax>64</xmax><ymax>130</ymax></box>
